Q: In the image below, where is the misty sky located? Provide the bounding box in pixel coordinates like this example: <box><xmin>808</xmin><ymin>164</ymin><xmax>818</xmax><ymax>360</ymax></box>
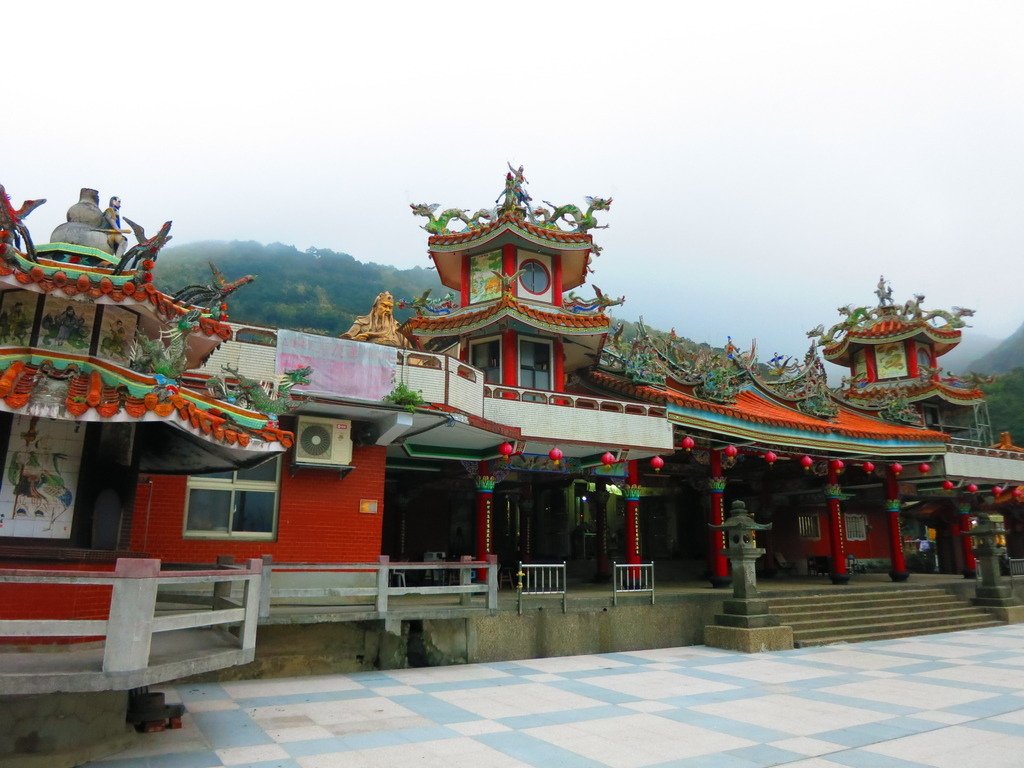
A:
<box><xmin>8</xmin><ymin>2</ymin><xmax>1023</xmax><ymax>362</ymax></box>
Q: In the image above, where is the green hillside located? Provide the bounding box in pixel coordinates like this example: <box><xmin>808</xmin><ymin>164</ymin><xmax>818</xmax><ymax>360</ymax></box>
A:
<box><xmin>970</xmin><ymin>321</ymin><xmax>1024</xmax><ymax>375</ymax></box>
<box><xmin>153</xmin><ymin>241</ymin><xmax>444</xmax><ymax>335</ymax></box>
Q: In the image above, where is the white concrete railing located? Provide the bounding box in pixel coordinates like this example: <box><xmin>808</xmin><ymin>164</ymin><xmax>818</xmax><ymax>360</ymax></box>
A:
<box><xmin>264</xmin><ymin>555</ymin><xmax>499</xmax><ymax>617</ymax></box>
<box><xmin>612</xmin><ymin>562</ymin><xmax>656</xmax><ymax>606</ymax></box>
<box><xmin>517</xmin><ymin>561</ymin><xmax>568</xmax><ymax>615</ymax></box>
<box><xmin>0</xmin><ymin>558</ymin><xmax>262</xmax><ymax>674</ymax></box>
<box><xmin>397</xmin><ymin>351</ymin><xmax>486</xmax><ymax>417</ymax></box>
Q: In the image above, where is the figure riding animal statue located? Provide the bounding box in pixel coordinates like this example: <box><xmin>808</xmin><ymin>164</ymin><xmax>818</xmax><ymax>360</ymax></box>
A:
<box><xmin>0</xmin><ymin>184</ymin><xmax>46</xmax><ymax>262</ymax></box>
<box><xmin>540</xmin><ymin>196</ymin><xmax>612</xmax><ymax>233</ymax></box>
<box><xmin>207</xmin><ymin>364</ymin><xmax>312</xmax><ymax>417</ymax></box>
<box><xmin>410</xmin><ymin>203</ymin><xmax>473</xmax><ymax>235</ymax></box>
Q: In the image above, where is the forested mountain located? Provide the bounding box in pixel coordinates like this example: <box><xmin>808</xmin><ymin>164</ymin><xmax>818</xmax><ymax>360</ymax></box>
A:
<box><xmin>154</xmin><ymin>241</ymin><xmax>444</xmax><ymax>334</ymax></box>
<box><xmin>969</xmin><ymin>321</ymin><xmax>1024</xmax><ymax>375</ymax></box>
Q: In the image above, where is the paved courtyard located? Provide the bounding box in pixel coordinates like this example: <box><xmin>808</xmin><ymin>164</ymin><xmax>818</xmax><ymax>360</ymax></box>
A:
<box><xmin>88</xmin><ymin>625</ymin><xmax>1024</xmax><ymax>768</ymax></box>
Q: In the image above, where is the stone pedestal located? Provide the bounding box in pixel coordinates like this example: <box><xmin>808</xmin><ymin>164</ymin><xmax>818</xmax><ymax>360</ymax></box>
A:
<box><xmin>704</xmin><ymin>500</ymin><xmax>793</xmax><ymax>652</ymax></box>
<box><xmin>970</xmin><ymin>513</ymin><xmax>1024</xmax><ymax>622</ymax></box>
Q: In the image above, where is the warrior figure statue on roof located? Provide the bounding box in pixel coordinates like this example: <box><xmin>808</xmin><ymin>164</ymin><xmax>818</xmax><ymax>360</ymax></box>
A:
<box><xmin>496</xmin><ymin>163</ymin><xmax>531</xmax><ymax>212</ymax></box>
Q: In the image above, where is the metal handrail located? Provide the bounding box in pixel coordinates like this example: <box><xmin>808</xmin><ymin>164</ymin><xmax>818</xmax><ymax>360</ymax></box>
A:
<box><xmin>517</xmin><ymin>561</ymin><xmax>567</xmax><ymax>615</ymax></box>
<box><xmin>612</xmin><ymin>562</ymin><xmax>655</xmax><ymax>606</ymax></box>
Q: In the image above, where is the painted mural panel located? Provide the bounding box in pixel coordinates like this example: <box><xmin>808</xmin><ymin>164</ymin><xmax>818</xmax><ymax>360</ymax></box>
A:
<box><xmin>0</xmin><ymin>416</ymin><xmax>85</xmax><ymax>539</ymax></box>
<box><xmin>875</xmin><ymin>342</ymin><xmax>908</xmax><ymax>380</ymax></box>
<box><xmin>852</xmin><ymin>349</ymin><xmax>868</xmax><ymax>381</ymax></box>
<box><xmin>469</xmin><ymin>250</ymin><xmax>502</xmax><ymax>303</ymax></box>
<box><xmin>39</xmin><ymin>296</ymin><xmax>96</xmax><ymax>353</ymax></box>
<box><xmin>0</xmin><ymin>292</ymin><xmax>36</xmax><ymax>346</ymax></box>
<box><xmin>97</xmin><ymin>306</ymin><xmax>137</xmax><ymax>364</ymax></box>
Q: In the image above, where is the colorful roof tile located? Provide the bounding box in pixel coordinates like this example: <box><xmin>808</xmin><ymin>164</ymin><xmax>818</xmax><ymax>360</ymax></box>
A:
<box><xmin>403</xmin><ymin>292</ymin><xmax>610</xmax><ymax>338</ymax></box>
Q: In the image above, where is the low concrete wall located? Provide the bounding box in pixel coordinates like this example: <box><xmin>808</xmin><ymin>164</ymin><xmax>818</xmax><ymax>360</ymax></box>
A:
<box><xmin>1</xmin><ymin>691</ymin><xmax>134</xmax><ymax>768</ymax></box>
<box><xmin>467</xmin><ymin>596</ymin><xmax>723</xmax><ymax>662</ymax></box>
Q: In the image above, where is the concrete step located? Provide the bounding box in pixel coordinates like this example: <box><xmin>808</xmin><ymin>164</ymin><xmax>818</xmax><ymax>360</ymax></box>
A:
<box><xmin>795</xmin><ymin>618</ymin><xmax>1003</xmax><ymax>648</ymax></box>
<box><xmin>766</xmin><ymin>586</ymin><xmax>1003</xmax><ymax>647</ymax></box>
<box><xmin>786</xmin><ymin>609</ymin><xmax>997</xmax><ymax>635</ymax></box>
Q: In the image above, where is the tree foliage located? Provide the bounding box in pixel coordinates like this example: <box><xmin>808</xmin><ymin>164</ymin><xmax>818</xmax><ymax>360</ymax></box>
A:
<box><xmin>981</xmin><ymin>367</ymin><xmax>1024</xmax><ymax>442</ymax></box>
<box><xmin>153</xmin><ymin>241</ymin><xmax>443</xmax><ymax>335</ymax></box>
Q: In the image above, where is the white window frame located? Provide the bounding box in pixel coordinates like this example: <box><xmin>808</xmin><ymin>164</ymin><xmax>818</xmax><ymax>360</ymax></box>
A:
<box><xmin>798</xmin><ymin>513</ymin><xmax>821</xmax><ymax>540</ymax></box>
<box><xmin>184</xmin><ymin>458</ymin><xmax>281</xmax><ymax>539</ymax></box>
<box><xmin>469</xmin><ymin>335</ymin><xmax>502</xmax><ymax>384</ymax></box>
<box><xmin>518</xmin><ymin>336</ymin><xmax>553</xmax><ymax>391</ymax></box>
<box><xmin>845</xmin><ymin>512</ymin><xmax>868</xmax><ymax>542</ymax></box>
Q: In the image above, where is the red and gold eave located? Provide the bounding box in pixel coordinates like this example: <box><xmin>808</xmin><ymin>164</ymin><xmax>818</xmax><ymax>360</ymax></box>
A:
<box><xmin>0</xmin><ymin>251</ymin><xmax>293</xmax><ymax>453</ymax></box>
<box><xmin>584</xmin><ymin>369</ymin><xmax>949</xmax><ymax>456</ymax></box>
<box><xmin>426</xmin><ymin>212</ymin><xmax>594</xmax><ymax>292</ymax></box>
<box><xmin>841</xmin><ymin>377</ymin><xmax>985</xmax><ymax>408</ymax></box>
<box><xmin>402</xmin><ymin>291</ymin><xmax>610</xmax><ymax>340</ymax></box>
<box><xmin>823</xmin><ymin>313</ymin><xmax>962</xmax><ymax>366</ymax></box>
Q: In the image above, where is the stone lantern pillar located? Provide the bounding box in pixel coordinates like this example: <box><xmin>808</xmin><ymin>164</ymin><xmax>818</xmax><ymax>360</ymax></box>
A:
<box><xmin>703</xmin><ymin>500</ymin><xmax>794</xmax><ymax>652</ymax></box>
<box><xmin>970</xmin><ymin>513</ymin><xmax>1024</xmax><ymax>622</ymax></box>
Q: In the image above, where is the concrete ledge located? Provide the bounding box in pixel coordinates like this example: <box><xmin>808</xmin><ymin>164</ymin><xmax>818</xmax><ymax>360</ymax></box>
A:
<box><xmin>703</xmin><ymin>624</ymin><xmax>794</xmax><ymax>653</ymax></box>
<box><xmin>979</xmin><ymin>604</ymin><xmax>1024</xmax><ymax>623</ymax></box>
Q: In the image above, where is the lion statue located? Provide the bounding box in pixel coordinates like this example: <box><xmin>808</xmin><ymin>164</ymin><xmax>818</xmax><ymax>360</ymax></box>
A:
<box><xmin>341</xmin><ymin>291</ymin><xmax>412</xmax><ymax>348</ymax></box>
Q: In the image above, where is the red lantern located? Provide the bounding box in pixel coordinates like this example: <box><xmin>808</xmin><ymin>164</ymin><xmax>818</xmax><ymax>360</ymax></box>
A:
<box><xmin>498</xmin><ymin>442</ymin><xmax>514</xmax><ymax>458</ymax></box>
<box><xmin>919</xmin><ymin>463</ymin><xmax>931</xmax><ymax>475</ymax></box>
<box><xmin>1014</xmin><ymin>487</ymin><xmax>1024</xmax><ymax>500</ymax></box>
<box><xmin>650</xmin><ymin>455</ymin><xmax>665</xmax><ymax>472</ymax></box>
<box><xmin>862</xmin><ymin>461</ymin><xmax>875</xmax><ymax>474</ymax></box>
<box><xmin>942</xmin><ymin>480</ymin><xmax>955</xmax><ymax>491</ymax></box>
<box><xmin>723</xmin><ymin>445</ymin><xmax>738</xmax><ymax>458</ymax></box>
<box><xmin>680</xmin><ymin>435</ymin><xmax>695</xmax><ymax>452</ymax></box>
<box><xmin>891</xmin><ymin>463</ymin><xmax>903</xmax><ymax>476</ymax></box>
<box><xmin>966</xmin><ymin>483</ymin><xmax>978</xmax><ymax>494</ymax></box>
<box><xmin>548</xmin><ymin>447</ymin><xmax>563</xmax><ymax>465</ymax></box>
<box><xmin>800</xmin><ymin>455</ymin><xmax>814</xmax><ymax>471</ymax></box>
<box><xmin>993</xmin><ymin>485</ymin><xmax>1004</xmax><ymax>497</ymax></box>
<box><xmin>601</xmin><ymin>451</ymin><xmax>616</xmax><ymax>466</ymax></box>
<box><xmin>763</xmin><ymin>451</ymin><xmax>777</xmax><ymax>466</ymax></box>
<box><xmin>830</xmin><ymin>459</ymin><xmax>845</xmax><ymax>473</ymax></box>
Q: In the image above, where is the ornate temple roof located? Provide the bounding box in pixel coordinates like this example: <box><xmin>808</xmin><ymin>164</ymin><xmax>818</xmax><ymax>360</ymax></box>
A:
<box><xmin>403</xmin><ymin>291</ymin><xmax>611</xmax><ymax>339</ymax></box>
<box><xmin>809</xmin><ymin>277</ymin><xmax>972</xmax><ymax>365</ymax></box>
<box><xmin>586</xmin><ymin>368</ymin><xmax>946</xmax><ymax>454</ymax></box>
<box><xmin>413</xmin><ymin>167</ymin><xmax>611</xmax><ymax>293</ymax></box>
<box><xmin>840</xmin><ymin>376</ymin><xmax>985</xmax><ymax>408</ymax></box>
<box><xmin>0</xmin><ymin>183</ymin><xmax>294</xmax><ymax>463</ymax></box>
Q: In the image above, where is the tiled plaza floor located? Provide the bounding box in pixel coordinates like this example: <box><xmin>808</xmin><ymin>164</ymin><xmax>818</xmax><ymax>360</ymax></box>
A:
<box><xmin>88</xmin><ymin>624</ymin><xmax>1024</xmax><ymax>768</ymax></box>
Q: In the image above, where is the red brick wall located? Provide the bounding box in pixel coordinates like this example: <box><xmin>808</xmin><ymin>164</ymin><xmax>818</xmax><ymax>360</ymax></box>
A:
<box><xmin>129</xmin><ymin>446</ymin><xmax>386</xmax><ymax>564</ymax></box>
<box><xmin>0</xmin><ymin>562</ymin><xmax>115</xmax><ymax>644</ymax></box>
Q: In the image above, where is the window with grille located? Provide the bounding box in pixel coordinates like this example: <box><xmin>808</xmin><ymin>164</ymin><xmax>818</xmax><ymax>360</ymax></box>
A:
<box><xmin>845</xmin><ymin>513</ymin><xmax>868</xmax><ymax>541</ymax></box>
<box><xmin>798</xmin><ymin>513</ymin><xmax>821</xmax><ymax>539</ymax></box>
<box><xmin>184</xmin><ymin>458</ymin><xmax>280</xmax><ymax>539</ymax></box>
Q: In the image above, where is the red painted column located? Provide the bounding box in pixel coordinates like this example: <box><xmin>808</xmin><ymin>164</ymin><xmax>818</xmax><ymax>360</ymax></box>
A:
<box><xmin>905</xmin><ymin>340</ymin><xmax>919</xmax><ymax>378</ymax></box>
<box><xmin>501</xmin><ymin>330</ymin><xmax>517</xmax><ymax>388</ymax></box>
<box><xmin>552</xmin><ymin>254</ymin><xmax>563</xmax><ymax>307</ymax></box>
<box><xmin>708</xmin><ymin>449</ymin><xmax>730</xmax><ymax>587</ymax></box>
<box><xmin>461</xmin><ymin>255</ymin><xmax>471</xmax><ymax>307</ymax></box>
<box><xmin>475</xmin><ymin>461</ymin><xmax>495</xmax><ymax>581</ymax></box>
<box><xmin>959</xmin><ymin>502</ymin><xmax>977</xmax><ymax>578</ymax></box>
<box><xmin>885</xmin><ymin>466</ymin><xmax>909</xmax><ymax>582</ymax></box>
<box><xmin>865</xmin><ymin>349</ymin><xmax>878</xmax><ymax>383</ymax></box>
<box><xmin>625</xmin><ymin>460</ymin><xmax>642</xmax><ymax>566</ymax></box>
<box><xmin>553</xmin><ymin>338</ymin><xmax>565</xmax><ymax>392</ymax></box>
<box><xmin>825</xmin><ymin>462</ymin><xmax>850</xmax><ymax>584</ymax></box>
<box><xmin>502</xmin><ymin>243</ymin><xmax>517</xmax><ymax>283</ymax></box>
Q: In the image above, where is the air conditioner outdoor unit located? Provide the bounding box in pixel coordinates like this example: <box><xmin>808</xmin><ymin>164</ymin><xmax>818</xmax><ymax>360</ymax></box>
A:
<box><xmin>294</xmin><ymin>416</ymin><xmax>353</xmax><ymax>467</ymax></box>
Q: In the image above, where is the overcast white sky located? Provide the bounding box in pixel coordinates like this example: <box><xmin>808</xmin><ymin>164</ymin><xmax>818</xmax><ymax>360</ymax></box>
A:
<box><xmin>8</xmin><ymin>2</ymin><xmax>1023</xmax><ymax>360</ymax></box>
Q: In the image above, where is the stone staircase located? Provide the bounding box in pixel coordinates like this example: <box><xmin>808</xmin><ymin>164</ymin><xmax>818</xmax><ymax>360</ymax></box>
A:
<box><xmin>766</xmin><ymin>586</ymin><xmax>1003</xmax><ymax>647</ymax></box>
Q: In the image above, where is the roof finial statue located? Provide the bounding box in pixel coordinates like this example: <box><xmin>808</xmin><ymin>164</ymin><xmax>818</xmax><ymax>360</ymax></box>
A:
<box><xmin>0</xmin><ymin>184</ymin><xmax>46</xmax><ymax>262</ymax></box>
<box><xmin>875</xmin><ymin>275</ymin><xmax>894</xmax><ymax>307</ymax></box>
<box><xmin>341</xmin><ymin>291</ymin><xmax>412</xmax><ymax>349</ymax></box>
<box><xmin>496</xmin><ymin>163</ymin><xmax>531</xmax><ymax>212</ymax></box>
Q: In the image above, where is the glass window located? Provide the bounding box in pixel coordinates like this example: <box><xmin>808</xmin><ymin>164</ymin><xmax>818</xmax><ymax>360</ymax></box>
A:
<box><xmin>798</xmin><ymin>513</ymin><xmax>820</xmax><ymax>539</ymax></box>
<box><xmin>185</xmin><ymin>458</ymin><xmax>280</xmax><ymax>539</ymax></box>
<box><xmin>470</xmin><ymin>339</ymin><xmax>501</xmax><ymax>384</ymax></box>
<box><xmin>519</xmin><ymin>259</ymin><xmax>550</xmax><ymax>295</ymax></box>
<box><xmin>519</xmin><ymin>339</ymin><xmax>551</xmax><ymax>390</ymax></box>
<box><xmin>845</xmin><ymin>513</ymin><xmax>868</xmax><ymax>541</ymax></box>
